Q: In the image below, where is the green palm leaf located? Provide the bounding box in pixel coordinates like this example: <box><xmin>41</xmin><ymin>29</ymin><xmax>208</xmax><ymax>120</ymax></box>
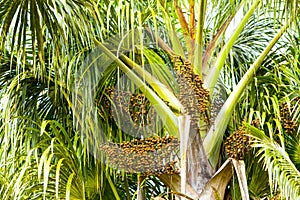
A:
<box><xmin>247</xmin><ymin>123</ymin><xmax>300</xmax><ymax>199</ymax></box>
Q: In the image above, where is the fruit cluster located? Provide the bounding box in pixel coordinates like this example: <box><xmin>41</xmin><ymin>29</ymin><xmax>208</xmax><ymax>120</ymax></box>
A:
<box><xmin>280</xmin><ymin>98</ymin><xmax>299</xmax><ymax>135</ymax></box>
<box><xmin>209</xmin><ymin>96</ymin><xmax>224</xmax><ymax>126</ymax></box>
<box><xmin>171</xmin><ymin>56</ymin><xmax>210</xmax><ymax>130</ymax></box>
<box><xmin>100</xmin><ymin>136</ymin><xmax>180</xmax><ymax>176</ymax></box>
<box><xmin>99</xmin><ymin>88</ymin><xmax>156</xmax><ymax>136</ymax></box>
<box><xmin>251</xmin><ymin>118</ymin><xmax>261</xmax><ymax>129</ymax></box>
<box><xmin>224</xmin><ymin>127</ymin><xmax>251</xmax><ymax>160</ymax></box>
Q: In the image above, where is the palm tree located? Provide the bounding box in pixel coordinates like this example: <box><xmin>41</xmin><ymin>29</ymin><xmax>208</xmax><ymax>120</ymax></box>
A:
<box><xmin>0</xmin><ymin>0</ymin><xmax>299</xmax><ymax>199</ymax></box>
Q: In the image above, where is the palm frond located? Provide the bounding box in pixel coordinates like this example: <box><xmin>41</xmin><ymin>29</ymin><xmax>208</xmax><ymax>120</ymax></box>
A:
<box><xmin>246</xmin><ymin>123</ymin><xmax>300</xmax><ymax>199</ymax></box>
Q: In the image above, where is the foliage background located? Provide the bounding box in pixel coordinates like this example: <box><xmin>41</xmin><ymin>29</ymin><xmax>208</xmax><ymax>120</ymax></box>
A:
<box><xmin>0</xmin><ymin>0</ymin><xmax>299</xmax><ymax>199</ymax></box>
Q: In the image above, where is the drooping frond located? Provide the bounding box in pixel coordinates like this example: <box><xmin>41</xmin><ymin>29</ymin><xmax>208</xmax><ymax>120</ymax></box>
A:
<box><xmin>246</xmin><ymin>123</ymin><xmax>300</xmax><ymax>199</ymax></box>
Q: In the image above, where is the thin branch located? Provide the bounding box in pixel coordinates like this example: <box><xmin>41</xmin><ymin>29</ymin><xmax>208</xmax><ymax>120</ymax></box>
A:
<box><xmin>189</xmin><ymin>0</ymin><xmax>196</xmax><ymax>40</ymax></box>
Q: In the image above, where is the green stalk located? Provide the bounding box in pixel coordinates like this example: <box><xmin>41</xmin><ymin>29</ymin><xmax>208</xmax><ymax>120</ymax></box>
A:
<box><xmin>202</xmin><ymin>13</ymin><xmax>235</xmax><ymax>72</ymax></box>
<box><xmin>189</xmin><ymin>0</ymin><xmax>196</xmax><ymax>40</ymax></box>
<box><xmin>105</xmin><ymin>171</ymin><xmax>121</xmax><ymax>200</ymax></box>
<box><xmin>203</xmin><ymin>17</ymin><xmax>294</xmax><ymax>168</ymax></box>
<box><xmin>124</xmin><ymin>174</ymin><xmax>131</xmax><ymax>200</ymax></box>
<box><xmin>157</xmin><ymin>1</ymin><xmax>185</xmax><ymax>57</ymax></box>
<box><xmin>174</xmin><ymin>0</ymin><xmax>194</xmax><ymax>61</ymax></box>
<box><xmin>193</xmin><ymin>0</ymin><xmax>207</xmax><ymax>77</ymax></box>
<box><xmin>120</xmin><ymin>54</ymin><xmax>184</xmax><ymax>113</ymax></box>
<box><xmin>204</xmin><ymin>0</ymin><xmax>260</xmax><ymax>95</ymax></box>
<box><xmin>174</xmin><ymin>0</ymin><xmax>190</xmax><ymax>37</ymax></box>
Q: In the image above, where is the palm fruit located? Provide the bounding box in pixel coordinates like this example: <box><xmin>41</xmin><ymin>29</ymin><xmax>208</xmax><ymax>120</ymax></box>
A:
<box><xmin>224</xmin><ymin>126</ymin><xmax>251</xmax><ymax>160</ymax></box>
